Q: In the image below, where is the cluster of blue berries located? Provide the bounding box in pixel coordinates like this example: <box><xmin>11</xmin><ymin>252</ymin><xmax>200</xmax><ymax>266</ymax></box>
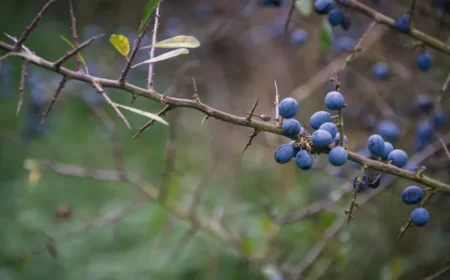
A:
<box><xmin>367</xmin><ymin>134</ymin><xmax>408</xmax><ymax>168</ymax></box>
<box><xmin>274</xmin><ymin>91</ymin><xmax>349</xmax><ymax>170</ymax></box>
<box><xmin>402</xmin><ymin>186</ymin><xmax>430</xmax><ymax>227</ymax></box>
<box><xmin>314</xmin><ymin>0</ymin><xmax>351</xmax><ymax>31</ymax></box>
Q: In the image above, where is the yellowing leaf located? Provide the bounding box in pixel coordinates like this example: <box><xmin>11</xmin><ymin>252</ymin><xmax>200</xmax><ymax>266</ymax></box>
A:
<box><xmin>112</xmin><ymin>102</ymin><xmax>169</xmax><ymax>126</ymax></box>
<box><xmin>142</xmin><ymin>35</ymin><xmax>201</xmax><ymax>49</ymax></box>
<box><xmin>28</xmin><ymin>166</ymin><xmax>41</xmax><ymax>186</ymax></box>
<box><xmin>109</xmin><ymin>34</ymin><xmax>130</xmax><ymax>57</ymax></box>
<box><xmin>131</xmin><ymin>48</ymin><xmax>189</xmax><ymax>68</ymax></box>
<box><xmin>241</xmin><ymin>238</ymin><xmax>254</xmax><ymax>256</ymax></box>
<box><xmin>60</xmin><ymin>35</ymin><xmax>89</xmax><ymax>73</ymax></box>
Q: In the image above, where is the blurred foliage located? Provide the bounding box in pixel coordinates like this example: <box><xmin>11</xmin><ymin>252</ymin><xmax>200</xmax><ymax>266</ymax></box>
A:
<box><xmin>1</xmin><ymin>0</ymin><xmax>450</xmax><ymax>279</ymax></box>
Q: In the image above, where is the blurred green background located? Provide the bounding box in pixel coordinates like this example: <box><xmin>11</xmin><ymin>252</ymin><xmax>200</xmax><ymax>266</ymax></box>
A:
<box><xmin>1</xmin><ymin>0</ymin><xmax>450</xmax><ymax>279</ymax></box>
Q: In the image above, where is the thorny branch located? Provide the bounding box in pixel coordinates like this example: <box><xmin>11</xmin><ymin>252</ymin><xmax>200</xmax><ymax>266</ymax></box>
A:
<box><xmin>147</xmin><ymin>5</ymin><xmax>161</xmax><ymax>89</ymax></box>
<box><xmin>1</xmin><ymin>40</ymin><xmax>449</xmax><ymax>193</ymax></box>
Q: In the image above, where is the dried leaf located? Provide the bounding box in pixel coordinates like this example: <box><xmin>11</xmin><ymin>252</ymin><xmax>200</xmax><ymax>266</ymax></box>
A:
<box><xmin>131</xmin><ymin>48</ymin><xmax>190</xmax><ymax>68</ymax></box>
<box><xmin>142</xmin><ymin>35</ymin><xmax>201</xmax><ymax>49</ymax></box>
<box><xmin>113</xmin><ymin>103</ymin><xmax>169</xmax><ymax>126</ymax></box>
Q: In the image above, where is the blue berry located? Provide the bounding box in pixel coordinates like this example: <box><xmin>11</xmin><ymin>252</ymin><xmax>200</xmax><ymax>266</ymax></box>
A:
<box><xmin>325</xmin><ymin>91</ymin><xmax>345</xmax><ymax>110</ymax></box>
<box><xmin>377</xmin><ymin>120</ymin><xmax>400</xmax><ymax>142</ymax></box>
<box><xmin>259</xmin><ymin>0</ymin><xmax>284</xmax><ymax>7</ymax></box>
<box><xmin>417</xmin><ymin>53</ymin><xmax>433</xmax><ymax>71</ymax></box>
<box><xmin>274</xmin><ymin>144</ymin><xmax>295</xmax><ymax>164</ymax></box>
<box><xmin>314</xmin><ymin>0</ymin><xmax>334</xmax><ymax>15</ymax></box>
<box><xmin>367</xmin><ymin>134</ymin><xmax>385</xmax><ymax>156</ymax></box>
<box><xmin>432</xmin><ymin>109</ymin><xmax>447</xmax><ymax>127</ymax></box>
<box><xmin>340</xmin><ymin>13</ymin><xmax>351</xmax><ymax>30</ymax></box>
<box><xmin>335</xmin><ymin>36</ymin><xmax>355</xmax><ymax>53</ymax></box>
<box><xmin>310</xmin><ymin>111</ymin><xmax>332</xmax><ymax>129</ymax></box>
<box><xmin>296</xmin><ymin>150</ymin><xmax>313</xmax><ymax>170</ymax></box>
<box><xmin>328</xmin><ymin>8</ymin><xmax>343</xmax><ymax>26</ymax></box>
<box><xmin>402</xmin><ymin>186</ymin><xmax>424</xmax><ymax>205</ymax></box>
<box><xmin>415</xmin><ymin>94</ymin><xmax>434</xmax><ymax>113</ymax></box>
<box><xmin>290</xmin><ymin>29</ymin><xmax>308</xmax><ymax>46</ymax></box>
<box><xmin>328</xmin><ymin>146</ymin><xmax>348</xmax><ymax>166</ymax></box>
<box><xmin>282</xmin><ymin>119</ymin><xmax>302</xmax><ymax>137</ymax></box>
<box><xmin>333</xmin><ymin>133</ymin><xmax>348</xmax><ymax>145</ymax></box>
<box><xmin>372</xmin><ymin>62</ymin><xmax>389</xmax><ymax>80</ymax></box>
<box><xmin>319</xmin><ymin>122</ymin><xmax>337</xmax><ymax>139</ymax></box>
<box><xmin>394</xmin><ymin>14</ymin><xmax>410</xmax><ymax>32</ymax></box>
<box><xmin>353</xmin><ymin>176</ymin><xmax>369</xmax><ymax>193</ymax></box>
<box><xmin>416</xmin><ymin>120</ymin><xmax>434</xmax><ymax>142</ymax></box>
<box><xmin>312</xmin><ymin>129</ymin><xmax>333</xmax><ymax>148</ymax></box>
<box><xmin>278</xmin><ymin>97</ymin><xmax>299</xmax><ymax>118</ymax></box>
<box><xmin>410</xmin><ymin>207</ymin><xmax>430</xmax><ymax>227</ymax></box>
<box><xmin>381</xmin><ymin>141</ymin><xmax>394</xmax><ymax>160</ymax></box>
<box><xmin>388</xmin><ymin>149</ymin><xmax>408</xmax><ymax>168</ymax></box>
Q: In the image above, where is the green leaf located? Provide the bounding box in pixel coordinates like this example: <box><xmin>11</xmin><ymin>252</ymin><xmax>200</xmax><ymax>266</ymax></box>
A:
<box><xmin>131</xmin><ymin>48</ymin><xmax>190</xmax><ymax>69</ymax></box>
<box><xmin>109</xmin><ymin>34</ymin><xmax>130</xmax><ymax>57</ymax></box>
<box><xmin>241</xmin><ymin>238</ymin><xmax>254</xmax><ymax>256</ymax></box>
<box><xmin>112</xmin><ymin>103</ymin><xmax>169</xmax><ymax>126</ymax></box>
<box><xmin>319</xmin><ymin>19</ymin><xmax>333</xmax><ymax>52</ymax></box>
<box><xmin>60</xmin><ymin>35</ymin><xmax>89</xmax><ymax>73</ymax></box>
<box><xmin>295</xmin><ymin>0</ymin><xmax>312</xmax><ymax>17</ymax></box>
<box><xmin>139</xmin><ymin>0</ymin><xmax>163</xmax><ymax>33</ymax></box>
<box><xmin>142</xmin><ymin>35</ymin><xmax>201</xmax><ymax>49</ymax></box>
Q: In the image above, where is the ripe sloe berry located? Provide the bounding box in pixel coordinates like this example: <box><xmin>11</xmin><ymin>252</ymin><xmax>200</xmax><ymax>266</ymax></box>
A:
<box><xmin>394</xmin><ymin>14</ymin><xmax>410</xmax><ymax>32</ymax></box>
<box><xmin>312</xmin><ymin>130</ymin><xmax>333</xmax><ymax>148</ymax></box>
<box><xmin>259</xmin><ymin>0</ymin><xmax>283</xmax><ymax>7</ymax></box>
<box><xmin>388</xmin><ymin>149</ymin><xmax>408</xmax><ymax>168</ymax></box>
<box><xmin>353</xmin><ymin>175</ymin><xmax>369</xmax><ymax>193</ymax></box>
<box><xmin>328</xmin><ymin>146</ymin><xmax>348</xmax><ymax>166</ymax></box>
<box><xmin>340</xmin><ymin>13</ymin><xmax>351</xmax><ymax>30</ymax></box>
<box><xmin>416</xmin><ymin>120</ymin><xmax>434</xmax><ymax>142</ymax></box>
<box><xmin>417</xmin><ymin>53</ymin><xmax>433</xmax><ymax>71</ymax></box>
<box><xmin>410</xmin><ymin>207</ymin><xmax>430</xmax><ymax>227</ymax></box>
<box><xmin>274</xmin><ymin>144</ymin><xmax>295</xmax><ymax>164</ymax></box>
<box><xmin>381</xmin><ymin>141</ymin><xmax>394</xmax><ymax>160</ymax></box>
<box><xmin>296</xmin><ymin>150</ymin><xmax>313</xmax><ymax>170</ymax></box>
<box><xmin>282</xmin><ymin>119</ymin><xmax>302</xmax><ymax>137</ymax></box>
<box><xmin>367</xmin><ymin>134</ymin><xmax>385</xmax><ymax>156</ymax></box>
<box><xmin>278</xmin><ymin>97</ymin><xmax>299</xmax><ymax>118</ymax></box>
<box><xmin>310</xmin><ymin>111</ymin><xmax>332</xmax><ymax>129</ymax></box>
<box><xmin>335</xmin><ymin>36</ymin><xmax>355</xmax><ymax>53</ymax></box>
<box><xmin>319</xmin><ymin>122</ymin><xmax>337</xmax><ymax>139</ymax></box>
<box><xmin>333</xmin><ymin>133</ymin><xmax>348</xmax><ymax>146</ymax></box>
<box><xmin>402</xmin><ymin>186</ymin><xmax>424</xmax><ymax>205</ymax></box>
<box><xmin>314</xmin><ymin>0</ymin><xmax>334</xmax><ymax>15</ymax></box>
<box><xmin>325</xmin><ymin>91</ymin><xmax>345</xmax><ymax>110</ymax></box>
<box><xmin>328</xmin><ymin>8</ymin><xmax>343</xmax><ymax>26</ymax></box>
<box><xmin>432</xmin><ymin>109</ymin><xmax>447</xmax><ymax>127</ymax></box>
<box><xmin>377</xmin><ymin>120</ymin><xmax>400</xmax><ymax>142</ymax></box>
<box><xmin>290</xmin><ymin>29</ymin><xmax>308</xmax><ymax>46</ymax></box>
<box><xmin>372</xmin><ymin>62</ymin><xmax>389</xmax><ymax>80</ymax></box>
<box><xmin>415</xmin><ymin>94</ymin><xmax>434</xmax><ymax>114</ymax></box>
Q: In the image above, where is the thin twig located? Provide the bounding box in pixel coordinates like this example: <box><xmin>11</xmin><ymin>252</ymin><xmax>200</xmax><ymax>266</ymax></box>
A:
<box><xmin>92</xmin><ymin>81</ymin><xmax>131</xmax><ymax>129</ymax></box>
<box><xmin>424</xmin><ymin>264</ymin><xmax>450</xmax><ymax>280</ymax></box>
<box><xmin>408</xmin><ymin>0</ymin><xmax>417</xmax><ymax>27</ymax></box>
<box><xmin>53</xmin><ymin>34</ymin><xmax>104</xmax><ymax>69</ymax></box>
<box><xmin>241</xmin><ymin>129</ymin><xmax>259</xmax><ymax>157</ymax></box>
<box><xmin>13</xmin><ymin>0</ymin><xmax>59</xmax><ymax>51</ymax></box>
<box><xmin>133</xmin><ymin>105</ymin><xmax>171</xmax><ymax>138</ymax></box>
<box><xmin>246</xmin><ymin>98</ymin><xmax>260</xmax><ymax>123</ymax></box>
<box><xmin>41</xmin><ymin>77</ymin><xmax>67</xmax><ymax>125</ymax></box>
<box><xmin>345</xmin><ymin>165</ymin><xmax>367</xmax><ymax>225</ymax></box>
<box><xmin>284</xmin><ymin>0</ymin><xmax>295</xmax><ymax>35</ymax></box>
<box><xmin>17</xmin><ymin>59</ymin><xmax>28</xmax><ymax>116</ymax></box>
<box><xmin>438</xmin><ymin>137</ymin><xmax>450</xmax><ymax>160</ymax></box>
<box><xmin>147</xmin><ymin>5</ymin><xmax>161</xmax><ymax>89</ymax></box>
<box><xmin>119</xmin><ymin>12</ymin><xmax>154</xmax><ymax>84</ymax></box>
<box><xmin>69</xmin><ymin>0</ymin><xmax>81</xmax><ymax>71</ymax></box>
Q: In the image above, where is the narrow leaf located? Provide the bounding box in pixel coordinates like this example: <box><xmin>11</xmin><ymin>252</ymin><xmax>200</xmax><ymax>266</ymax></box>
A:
<box><xmin>142</xmin><ymin>35</ymin><xmax>201</xmax><ymax>49</ymax></box>
<box><xmin>113</xmin><ymin>102</ymin><xmax>169</xmax><ymax>126</ymax></box>
<box><xmin>6</xmin><ymin>52</ymin><xmax>42</xmax><ymax>64</ymax></box>
<box><xmin>139</xmin><ymin>0</ymin><xmax>163</xmax><ymax>33</ymax></box>
<box><xmin>295</xmin><ymin>0</ymin><xmax>312</xmax><ymax>17</ymax></box>
<box><xmin>60</xmin><ymin>35</ymin><xmax>89</xmax><ymax>73</ymax></box>
<box><xmin>319</xmin><ymin>19</ymin><xmax>333</xmax><ymax>52</ymax></box>
<box><xmin>109</xmin><ymin>34</ymin><xmax>130</xmax><ymax>57</ymax></box>
<box><xmin>131</xmin><ymin>48</ymin><xmax>189</xmax><ymax>68</ymax></box>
